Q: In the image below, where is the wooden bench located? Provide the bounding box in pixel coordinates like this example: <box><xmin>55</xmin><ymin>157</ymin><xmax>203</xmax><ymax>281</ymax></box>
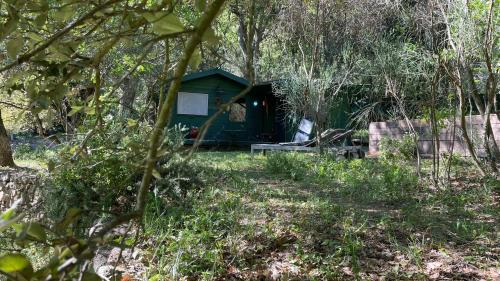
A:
<box><xmin>250</xmin><ymin>144</ymin><xmax>319</xmax><ymax>154</ymax></box>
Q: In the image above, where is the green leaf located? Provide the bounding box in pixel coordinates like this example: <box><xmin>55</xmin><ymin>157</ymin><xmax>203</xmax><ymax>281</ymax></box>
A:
<box><xmin>152</xmin><ymin>169</ymin><xmax>162</xmax><ymax>180</ymax></box>
<box><xmin>84</xmin><ymin>106</ymin><xmax>96</xmax><ymax>115</ymax></box>
<box><xmin>27</xmin><ymin>222</ymin><xmax>47</xmax><ymax>241</ymax></box>
<box><xmin>1</xmin><ymin>199</ymin><xmax>21</xmax><ymax>221</ymax></box>
<box><xmin>0</xmin><ymin>254</ymin><xmax>30</xmax><ymax>273</ymax></box>
<box><xmin>2</xmin><ymin>208</ymin><xmax>15</xmax><ymax>222</ymax></box>
<box><xmin>6</xmin><ymin>36</ymin><xmax>24</xmax><ymax>59</ymax></box>
<box><xmin>143</xmin><ymin>12</ymin><xmax>184</xmax><ymax>35</ymax></box>
<box><xmin>1</xmin><ymin>209</ymin><xmax>15</xmax><ymax>222</ymax></box>
<box><xmin>47</xmin><ymin>43</ymin><xmax>72</xmax><ymax>62</ymax></box>
<box><xmin>127</xmin><ymin>119</ymin><xmax>138</xmax><ymax>127</ymax></box>
<box><xmin>68</xmin><ymin>105</ymin><xmax>84</xmax><ymax>117</ymax></box>
<box><xmin>54</xmin><ymin>4</ymin><xmax>75</xmax><ymax>23</ymax></box>
<box><xmin>12</xmin><ymin>223</ymin><xmax>24</xmax><ymax>236</ymax></box>
<box><xmin>149</xmin><ymin>274</ymin><xmax>162</xmax><ymax>281</ymax></box>
<box><xmin>0</xmin><ymin>11</ymin><xmax>19</xmax><ymax>41</ymax></box>
<box><xmin>50</xmin><ymin>84</ymin><xmax>69</xmax><ymax>101</ymax></box>
<box><xmin>47</xmin><ymin>160</ymin><xmax>56</xmax><ymax>172</ymax></box>
<box><xmin>195</xmin><ymin>0</ymin><xmax>206</xmax><ymax>11</ymax></box>
<box><xmin>81</xmin><ymin>271</ymin><xmax>102</xmax><ymax>281</ymax></box>
<box><xmin>56</xmin><ymin>208</ymin><xmax>82</xmax><ymax>231</ymax></box>
<box><xmin>32</xmin><ymin>0</ymin><xmax>49</xmax><ymax>11</ymax></box>
<box><xmin>202</xmin><ymin>27</ymin><xmax>219</xmax><ymax>46</ymax></box>
<box><xmin>27</xmin><ymin>32</ymin><xmax>44</xmax><ymax>42</ymax></box>
<box><xmin>189</xmin><ymin>47</ymin><xmax>202</xmax><ymax>70</ymax></box>
<box><xmin>34</xmin><ymin>12</ymin><xmax>48</xmax><ymax>26</ymax></box>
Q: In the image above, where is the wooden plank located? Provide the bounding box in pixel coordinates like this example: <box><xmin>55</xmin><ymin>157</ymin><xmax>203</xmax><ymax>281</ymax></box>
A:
<box><xmin>251</xmin><ymin>144</ymin><xmax>319</xmax><ymax>154</ymax></box>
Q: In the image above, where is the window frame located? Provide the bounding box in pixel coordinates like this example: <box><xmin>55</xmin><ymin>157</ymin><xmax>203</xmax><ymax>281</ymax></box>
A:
<box><xmin>228</xmin><ymin>98</ymin><xmax>247</xmax><ymax>123</ymax></box>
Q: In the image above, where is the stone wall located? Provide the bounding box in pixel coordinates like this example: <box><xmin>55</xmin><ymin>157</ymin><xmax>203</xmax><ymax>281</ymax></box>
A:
<box><xmin>369</xmin><ymin>114</ymin><xmax>500</xmax><ymax>156</ymax></box>
<box><xmin>0</xmin><ymin>168</ymin><xmax>43</xmax><ymax>215</ymax></box>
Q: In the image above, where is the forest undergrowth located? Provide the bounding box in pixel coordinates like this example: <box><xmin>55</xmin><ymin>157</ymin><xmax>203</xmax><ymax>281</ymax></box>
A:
<box><xmin>139</xmin><ymin>151</ymin><xmax>499</xmax><ymax>280</ymax></box>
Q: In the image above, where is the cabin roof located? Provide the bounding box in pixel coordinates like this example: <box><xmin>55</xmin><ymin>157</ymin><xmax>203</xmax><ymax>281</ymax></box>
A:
<box><xmin>182</xmin><ymin>68</ymin><xmax>249</xmax><ymax>86</ymax></box>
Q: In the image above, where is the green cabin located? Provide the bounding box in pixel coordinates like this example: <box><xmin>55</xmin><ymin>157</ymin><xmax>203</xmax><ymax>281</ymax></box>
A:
<box><xmin>170</xmin><ymin>69</ymin><xmax>352</xmax><ymax>145</ymax></box>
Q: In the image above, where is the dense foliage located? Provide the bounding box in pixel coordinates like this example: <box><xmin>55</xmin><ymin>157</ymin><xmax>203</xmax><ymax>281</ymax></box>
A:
<box><xmin>0</xmin><ymin>0</ymin><xmax>497</xmax><ymax>280</ymax></box>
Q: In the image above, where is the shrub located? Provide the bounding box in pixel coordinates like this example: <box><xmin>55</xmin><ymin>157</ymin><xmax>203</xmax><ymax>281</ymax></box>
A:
<box><xmin>379</xmin><ymin>133</ymin><xmax>418</xmax><ymax>161</ymax></box>
<box><xmin>154</xmin><ymin>156</ymin><xmax>206</xmax><ymax>201</ymax></box>
<box><xmin>13</xmin><ymin>142</ymin><xmax>55</xmax><ymax>161</ymax></box>
<box><xmin>315</xmin><ymin>158</ymin><xmax>418</xmax><ymax>202</ymax></box>
<box><xmin>44</xmin><ymin>123</ymin><xmax>145</xmax><ymax>224</ymax></box>
<box><xmin>265</xmin><ymin>152</ymin><xmax>310</xmax><ymax>180</ymax></box>
<box><xmin>265</xmin><ymin>152</ymin><xmax>418</xmax><ymax>203</ymax></box>
<box><xmin>352</xmin><ymin>129</ymin><xmax>369</xmax><ymax>145</ymax></box>
<box><xmin>44</xmin><ymin>120</ymin><xmax>201</xmax><ymax>226</ymax></box>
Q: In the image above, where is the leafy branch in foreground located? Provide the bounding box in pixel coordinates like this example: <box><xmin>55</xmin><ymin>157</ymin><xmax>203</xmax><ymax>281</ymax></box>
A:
<box><xmin>0</xmin><ymin>0</ymin><xmax>227</xmax><ymax>279</ymax></box>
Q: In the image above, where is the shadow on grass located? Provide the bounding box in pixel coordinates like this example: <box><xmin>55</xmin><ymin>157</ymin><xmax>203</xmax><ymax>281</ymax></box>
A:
<box><xmin>144</xmin><ymin>152</ymin><xmax>498</xmax><ymax>280</ymax></box>
<box><xmin>231</xmin><ymin>153</ymin><xmax>497</xmax><ymax>279</ymax></box>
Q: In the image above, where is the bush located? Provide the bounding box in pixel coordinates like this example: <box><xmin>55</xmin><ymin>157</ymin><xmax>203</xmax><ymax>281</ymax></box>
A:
<box><xmin>44</xmin><ymin>120</ymin><xmax>201</xmax><ymax>227</ymax></box>
<box><xmin>316</xmin><ymin>158</ymin><xmax>418</xmax><ymax>202</ymax></box>
<box><xmin>44</xmin><ymin>123</ymin><xmax>145</xmax><ymax>224</ymax></box>
<box><xmin>13</xmin><ymin>143</ymin><xmax>38</xmax><ymax>160</ymax></box>
<box><xmin>13</xmin><ymin>142</ymin><xmax>55</xmax><ymax>161</ymax></box>
<box><xmin>265</xmin><ymin>152</ymin><xmax>418</xmax><ymax>203</ymax></box>
<box><xmin>265</xmin><ymin>152</ymin><xmax>310</xmax><ymax>180</ymax></box>
<box><xmin>352</xmin><ymin>129</ymin><xmax>369</xmax><ymax>144</ymax></box>
<box><xmin>379</xmin><ymin>133</ymin><xmax>418</xmax><ymax>161</ymax></box>
<box><xmin>154</xmin><ymin>156</ymin><xmax>207</xmax><ymax>201</ymax></box>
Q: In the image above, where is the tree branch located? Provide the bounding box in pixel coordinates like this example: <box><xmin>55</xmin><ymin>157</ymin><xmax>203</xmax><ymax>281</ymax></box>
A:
<box><xmin>0</xmin><ymin>0</ymin><xmax>125</xmax><ymax>74</ymax></box>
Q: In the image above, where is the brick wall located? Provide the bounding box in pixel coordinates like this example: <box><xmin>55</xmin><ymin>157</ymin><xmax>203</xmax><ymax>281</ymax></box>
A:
<box><xmin>368</xmin><ymin>115</ymin><xmax>500</xmax><ymax>156</ymax></box>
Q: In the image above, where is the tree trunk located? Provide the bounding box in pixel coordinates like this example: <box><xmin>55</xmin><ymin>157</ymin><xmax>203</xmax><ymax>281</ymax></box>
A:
<box><xmin>119</xmin><ymin>77</ymin><xmax>138</xmax><ymax>118</ymax></box>
<box><xmin>457</xmin><ymin>84</ymin><xmax>486</xmax><ymax>176</ymax></box>
<box><xmin>0</xmin><ymin>110</ymin><xmax>16</xmax><ymax>167</ymax></box>
<box><xmin>34</xmin><ymin>112</ymin><xmax>46</xmax><ymax>137</ymax></box>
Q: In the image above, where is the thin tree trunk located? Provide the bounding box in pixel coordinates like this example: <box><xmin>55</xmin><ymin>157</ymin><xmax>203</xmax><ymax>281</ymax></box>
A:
<box><xmin>157</xmin><ymin>39</ymin><xmax>171</xmax><ymax>112</ymax></box>
<box><xmin>482</xmin><ymin>0</ymin><xmax>499</xmax><ymax>169</ymax></box>
<box><xmin>34</xmin><ymin>112</ymin><xmax>46</xmax><ymax>137</ymax></box>
<box><xmin>430</xmin><ymin>66</ymin><xmax>440</xmax><ymax>184</ymax></box>
<box><xmin>457</xmin><ymin>83</ymin><xmax>486</xmax><ymax>176</ymax></box>
<box><xmin>135</xmin><ymin>0</ymin><xmax>227</xmax><ymax>215</ymax></box>
<box><xmin>0</xmin><ymin>110</ymin><xmax>16</xmax><ymax>167</ymax></box>
<box><xmin>446</xmin><ymin>109</ymin><xmax>457</xmax><ymax>183</ymax></box>
<box><xmin>483</xmin><ymin>113</ymin><xmax>498</xmax><ymax>173</ymax></box>
<box><xmin>119</xmin><ymin>77</ymin><xmax>138</xmax><ymax>118</ymax></box>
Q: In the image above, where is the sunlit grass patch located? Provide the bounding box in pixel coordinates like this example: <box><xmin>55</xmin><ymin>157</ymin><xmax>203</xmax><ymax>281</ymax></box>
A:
<box><xmin>141</xmin><ymin>150</ymin><xmax>499</xmax><ymax>280</ymax></box>
<box><xmin>14</xmin><ymin>159</ymin><xmax>47</xmax><ymax>170</ymax></box>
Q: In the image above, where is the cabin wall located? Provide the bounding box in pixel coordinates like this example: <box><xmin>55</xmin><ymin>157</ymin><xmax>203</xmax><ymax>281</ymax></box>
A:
<box><xmin>170</xmin><ymin>74</ymin><xmax>355</xmax><ymax>145</ymax></box>
<box><xmin>170</xmin><ymin>76</ymin><xmax>250</xmax><ymax>144</ymax></box>
<box><xmin>328</xmin><ymin>94</ymin><xmax>351</xmax><ymax>130</ymax></box>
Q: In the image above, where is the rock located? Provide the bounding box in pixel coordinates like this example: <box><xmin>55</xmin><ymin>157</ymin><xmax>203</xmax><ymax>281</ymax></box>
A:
<box><xmin>1</xmin><ymin>173</ymin><xmax>10</xmax><ymax>183</ymax></box>
<box><xmin>93</xmin><ymin>248</ymin><xmax>111</xmax><ymax>271</ymax></box>
<box><xmin>97</xmin><ymin>265</ymin><xmax>115</xmax><ymax>279</ymax></box>
<box><xmin>426</xmin><ymin>261</ymin><xmax>443</xmax><ymax>272</ymax></box>
<box><xmin>89</xmin><ymin>222</ymin><xmax>104</xmax><ymax>237</ymax></box>
<box><xmin>0</xmin><ymin>169</ymin><xmax>42</xmax><ymax>217</ymax></box>
<box><xmin>132</xmin><ymin>249</ymin><xmax>141</xmax><ymax>260</ymax></box>
<box><xmin>107</xmin><ymin>247</ymin><xmax>130</xmax><ymax>264</ymax></box>
<box><xmin>97</xmin><ymin>265</ymin><xmax>126</xmax><ymax>280</ymax></box>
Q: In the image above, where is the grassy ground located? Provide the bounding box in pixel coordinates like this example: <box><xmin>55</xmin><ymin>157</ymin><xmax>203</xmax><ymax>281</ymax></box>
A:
<box><xmin>142</xmin><ymin>152</ymin><xmax>499</xmax><ymax>280</ymax></box>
